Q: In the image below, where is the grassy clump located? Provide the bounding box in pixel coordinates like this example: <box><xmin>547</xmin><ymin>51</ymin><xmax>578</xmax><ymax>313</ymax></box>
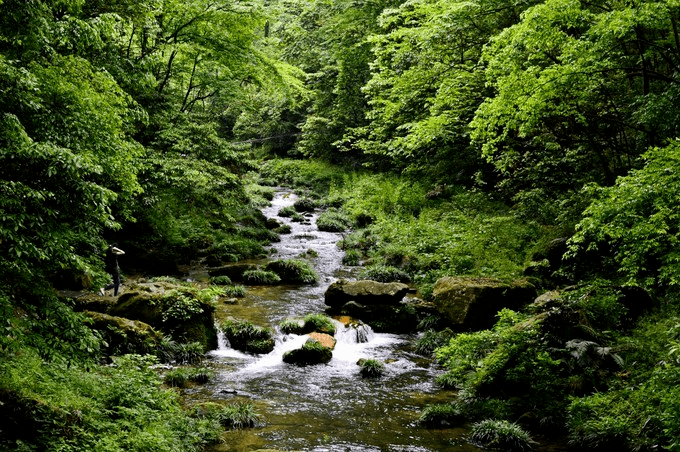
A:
<box><xmin>193</xmin><ymin>401</ymin><xmax>261</xmax><ymax>429</ymax></box>
<box><xmin>359</xmin><ymin>264</ymin><xmax>411</xmax><ymax>283</ymax></box>
<box><xmin>155</xmin><ymin>338</ymin><xmax>205</xmax><ymax>364</ymax></box>
<box><xmin>210</xmin><ymin>275</ymin><xmax>232</xmax><ymax>285</ymax></box>
<box><xmin>278</xmin><ymin>205</ymin><xmax>297</xmax><ymax>217</ymax></box>
<box><xmin>342</xmin><ymin>249</ymin><xmax>361</xmax><ymax>266</ymax></box>
<box><xmin>279</xmin><ymin>313</ymin><xmax>335</xmax><ymax>335</ymax></box>
<box><xmin>163</xmin><ymin>367</ymin><xmax>214</xmax><ymax>388</ymax></box>
<box><xmin>221</xmin><ymin>284</ymin><xmax>246</xmax><ymax>297</ymax></box>
<box><xmin>294</xmin><ymin>197</ymin><xmax>316</xmax><ymax>212</ymax></box>
<box><xmin>414</xmin><ymin>328</ymin><xmax>455</xmax><ymax>356</ymax></box>
<box><xmin>419</xmin><ymin>403</ymin><xmax>464</xmax><ymax>426</ymax></box>
<box><xmin>316</xmin><ymin>209</ymin><xmax>352</xmax><ymax>232</ymax></box>
<box><xmin>358</xmin><ymin>358</ymin><xmax>385</xmax><ymax>378</ymax></box>
<box><xmin>242</xmin><ymin>269</ymin><xmax>281</xmax><ymax>285</ymax></box>
<box><xmin>221</xmin><ymin>319</ymin><xmax>275</xmax><ymax>354</ymax></box>
<box><xmin>264</xmin><ymin>259</ymin><xmax>319</xmax><ymax>284</ymax></box>
<box><xmin>470</xmin><ymin>419</ymin><xmax>535</xmax><ymax>451</ymax></box>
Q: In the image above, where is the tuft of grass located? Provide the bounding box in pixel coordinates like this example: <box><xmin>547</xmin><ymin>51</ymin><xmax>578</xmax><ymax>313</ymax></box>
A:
<box><xmin>221</xmin><ymin>319</ymin><xmax>275</xmax><ymax>354</ymax></box>
<box><xmin>222</xmin><ymin>284</ymin><xmax>246</xmax><ymax>297</ymax></box>
<box><xmin>359</xmin><ymin>264</ymin><xmax>411</xmax><ymax>283</ymax></box>
<box><xmin>264</xmin><ymin>259</ymin><xmax>319</xmax><ymax>284</ymax></box>
<box><xmin>193</xmin><ymin>401</ymin><xmax>261</xmax><ymax>429</ymax></box>
<box><xmin>279</xmin><ymin>313</ymin><xmax>335</xmax><ymax>335</ymax></box>
<box><xmin>163</xmin><ymin>367</ymin><xmax>214</xmax><ymax>388</ymax></box>
<box><xmin>294</xmin><ymin>198</ymin><xmax>316</xmax><ymax>212</ymax></box>
<box><xmin>316</xmin><ymin>209</ymin><xmax>352</xmax><ymax>232</ymax></box>
<box><xmin>470</xmin><ymin>419</ymin><xmax>535</xmax><ymax>451</ymax></box>
<box><xmin>419</xmin><ymin>403</ymin><xmax>464</xmax><ymax>426</ymax></box>
<box><xmin>358</xmin><ymin>358</ymin><xmax>385</xmax><ymax>378</ymax></box>
<box><xmin>342</xmin><ymin>249</ymin><xmax>362</xmax><ymax>266</ymax></box>
<box><xmin>242</xmin><ymin>269</ymin><xmax>281</xmax><ymax>285</ymax></box>
<box><xmin>414</xmin><ymin>328</ymin><xmax>455</xmax><ymax>356</ymax></box>
<box><xmin>278</xmin><ymin>205</ymin><xmax>297</xmax><ymax>217</ymax></box>
<box><xmin>210</xmin><ymin>275</ymin><xmax>232</xmax><ymax>285</ymax></box>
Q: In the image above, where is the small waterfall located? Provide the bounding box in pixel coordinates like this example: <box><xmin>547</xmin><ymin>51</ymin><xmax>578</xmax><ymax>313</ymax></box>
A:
<box><xmin>334</xmin><ymin>319</ymin><xmax>375</xmax><ymax>344</ymax></box>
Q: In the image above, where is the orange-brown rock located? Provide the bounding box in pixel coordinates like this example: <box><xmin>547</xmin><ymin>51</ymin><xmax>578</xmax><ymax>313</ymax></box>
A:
<box><xmin>307</xmin><ymin>332</ymin><xmax>336</xmax><ymax>350</ymax></box>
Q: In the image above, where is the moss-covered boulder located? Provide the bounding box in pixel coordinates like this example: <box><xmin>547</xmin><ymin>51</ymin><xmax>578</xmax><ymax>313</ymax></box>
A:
<box><xmin>101</xmin><ymin>282</ymin><xmax>217</xmax><ymax>350</ymax></box>
<box><xmin>307</xmin><ymin>332</ymin><xmax>336</xmax><ymax>350</ymax></box>
<box><xmin>282</xmin><ymin>338</ymin><xmax>332</xmax><ymax>365</ymax></box>
<box><xmin>432</xmin><ymin>277</ymin><xmax>536</xmax><ymax>331</ymax></box>
<box><xmin>324</xmin><ymin>279</ymin><xmax>410</xmax><ymax>309</ymax></box>
<box><xmin>83</xmin><ymin>311</ymin><xmax>162</xmax><ymax>355</ymax></box>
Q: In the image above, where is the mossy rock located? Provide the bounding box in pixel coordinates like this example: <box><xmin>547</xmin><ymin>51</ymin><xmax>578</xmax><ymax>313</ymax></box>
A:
<box><xmin>324</xmin><ymin>279</ymin><xmax>411</xmax><ymax>309</ymax></box>
<box><xmin>432</xmin><ymin>277</ymin><xmax>536</xmax><ymax>331</ymax></box>
<box><xmin>282</xmin><ymin>338</ymin><xmax>332</xmax><ymax>365</ymax></box>
<box><xmin>280</xmin><ymin>313</ymin><xmax>335</xmax><ymax>336</ymax></box>
<box><xmin>83</xmin><ymin>311</ymin><xmax>162</xmax><ymax>355</ymax></box>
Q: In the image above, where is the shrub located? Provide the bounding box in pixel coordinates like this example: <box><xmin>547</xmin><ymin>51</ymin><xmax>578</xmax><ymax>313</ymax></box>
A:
<box><xmin>316</xmin><ymin>209</ymin><xmax>352</xmax><ymax>232</ymax></box>
<box><xmin>470</xmin><ymin>419</ymin><xmax>535</xmax><ymax>451</ymax></box>
<box><xmin>359</xmin><ymin>264</ymin><xmax>411</xmax><ymax>283</ymax></box>
<box><xmin>242</xmin><ymin>269</ymin><xmax>281</xmax><ymax>285</ymax></box>
<box><xmin>358</xmin><ymin>358</ymin><xmax>385</xmax><ymax>378</ymax></box>
<box><xmin>221</xmin><ymin>319</ymin><xmax>275</xmax><ymax>354</ymax></box>
<box><xmin>264</xmin><ymin>259</ymin><xmax>319</xmax><ymax>284</ymax></box>
<box><xmin>279</xmin><ymin>317</ymin><xmax>306</xmax><ymax>335</ymax></box>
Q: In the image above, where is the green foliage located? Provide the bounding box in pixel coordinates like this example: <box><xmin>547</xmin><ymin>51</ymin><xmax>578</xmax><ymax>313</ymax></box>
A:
<box><xmin>210</xmin><ymin>275</ymin><xmax>233</xmax><ymax>286</ymax></box>
<box><xmin>260</xmin><ymin>159</ymin><xmax>344</xmax><ymax>195</ymax></box>
<box><xmin>264</xmin><ymin>259</ymin><xmax>319</xmax><ymax>284</ymax></box>
<box><xmin>414</xmin><ymin>328</ymin><xmax>455</xmax><ymax>356</ymax></box>
<box><xmin>342</xmin><ymin>249</ymin><xmax>362</xmax><ymax>266</ymax></box>
<box><xmin>242</xmin><ymin>269</ymin><xmax>282</xmax><ymax>285</ymax></box>
<box><xmin>155</xmin><ymin>338</ymin><xmax>205</xmax><ymax>365</ymax></box>
<box><xmin>419</xmin><ymin>403</ymin><xmax>464</xmax><ymax>427</ymax></box>
<box><xmin>567</xmin><ymin>141</ymin><xmax>680</xmax><ymax>292</ymax></box>
<box><xmin>0</xmin><ymin>352</ymin><xmax>223</xmax><ymax>452</ymax></box>
<box><xmin>278</xmin><ymin>205</ymin><xmax>298</xmax><ymax>217</ymax></box>
<box><xmin>221</xmin><ymin>319</ymin><xmax>275</xmax><ymax>354</ymax></box>
<box><xmin>470</xmin><ymin>419</ymin><xmax>535</xmax><ymax>451</ymax></box>
<box><xmin>193</xmin><ymin>402</ymin><xmax>261</xmax><ymax>429</ymax></box>
<box><xmin>358</xmin><ymin>358</ymin><xmax>385</xmax><ymax>378</ymax></box>
<box><xmin>359</xmin><ymin>265</ymin><xmax>411</xmax><ymax>283</ymax></box>
<box><xmin>222</xmin><ymin>285</ymin><xmax>247</xmax><ymax>298</ymax></box>
<box><xmin>161</xmin><ymin>290</ymin><xmax>205</xmax><ymax>323</ymax></box>
<box><xmin>163</xmin><ymin>367</ymin><xmax>214</xmax><ymax>388</ymax></box>
<box><xmin>316</xmin><ymin>208</ymin><xmax>353</xmax><ymax>232</ymax></box>
<box><xmin>279</xmin><ymin>313</ymin><xmax>335</xmax><ymax>336</ymax></box>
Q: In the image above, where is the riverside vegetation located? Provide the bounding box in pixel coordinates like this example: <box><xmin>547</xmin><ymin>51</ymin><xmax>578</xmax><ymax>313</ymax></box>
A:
<box><xmin>2</xmin><ymin>0</ymin><xmax>680</xmax><ymax>450</ymax></box>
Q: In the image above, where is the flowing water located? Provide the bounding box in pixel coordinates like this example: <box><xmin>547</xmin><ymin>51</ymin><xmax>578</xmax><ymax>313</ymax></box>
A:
<box><xmin>182</xmin><ymin>190</ymin><xmax>560</xmax><ymax>451</ymax></box>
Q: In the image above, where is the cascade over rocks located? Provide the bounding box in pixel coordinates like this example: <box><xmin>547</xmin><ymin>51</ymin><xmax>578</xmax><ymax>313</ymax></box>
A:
<box><xmin>432</xmin><ymin>276</ymin><xmax>537</xmax><ymax>331</ymax></box>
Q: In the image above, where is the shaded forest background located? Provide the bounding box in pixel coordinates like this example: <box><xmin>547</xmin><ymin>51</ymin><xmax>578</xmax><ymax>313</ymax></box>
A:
<box><xmin>2</xmin><ymin>0</ymin><xmax>680</xmax><ymax>450</ymax></box>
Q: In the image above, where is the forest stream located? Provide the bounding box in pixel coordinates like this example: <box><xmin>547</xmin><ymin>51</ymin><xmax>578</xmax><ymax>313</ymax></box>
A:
<box><xmin>180</xmin><ymin>189</ymin><xmax>480</xmax><ymax>452</ymax></box>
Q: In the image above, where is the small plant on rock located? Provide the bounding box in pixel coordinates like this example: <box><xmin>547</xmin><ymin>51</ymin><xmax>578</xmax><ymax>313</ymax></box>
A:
<box><xmin>358</xmin><ymin>358</ymin><xmax>385</xmax><ymax>378</ymax></box>
<box><xmin>210</xmin><ymin>275</ymin><xmax>232</xmax><ymax>285</ymax></box>
<box><xmin>359</xmin><ymin>264</ymin><xmax>411</xmax><ymax>283</ymax></box>
<box><xmin>221</xmin><ymin>319</ymin><xmax>275</xmax><ymax>354</ymax></box>
<box><xmin>342</xmin><ymin>249</ymin><xmax>361</xmax><ymax>266</ymax></box>
<box><xmin>419</xmin><ymin>403</ymin><xmax>464</xmax><ymax>426</ymax></box>
<box><xmin>316</xmin><ymin>209</ymin><xmax>352</xmax><ymax>232</ymax></box>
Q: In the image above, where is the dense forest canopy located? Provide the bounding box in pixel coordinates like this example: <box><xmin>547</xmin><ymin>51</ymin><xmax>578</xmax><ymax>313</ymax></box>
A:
<box><xmin>2</xmin><ymin>0</ymin><xmax>680</xmax><ymax>449</ymax></box>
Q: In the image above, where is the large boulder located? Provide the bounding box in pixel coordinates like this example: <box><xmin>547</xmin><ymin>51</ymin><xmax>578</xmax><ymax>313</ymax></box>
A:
<box><xmin>324</xmin><ymin>279</ymin><xmax>410</xmax><ymax>309</ymax></box>
<box><xmin>432</xmin><ymin>277</ymin><xmax>537</xmax><ymax>331</ymax></box>
<box><xmin>83</xmin><ymin>311</ymin><xmax>162</xmax><ymax>355</ymax></box>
